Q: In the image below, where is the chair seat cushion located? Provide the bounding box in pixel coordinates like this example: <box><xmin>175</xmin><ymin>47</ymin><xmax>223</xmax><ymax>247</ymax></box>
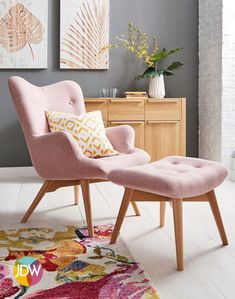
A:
<box><xmin>95</xmin><ymin>148</ymin><xmax>150</xmax><ymax>179</ymax></box>
<box><xmin>108</xmin><ymin>156</ymin><xmax>228</xmax><ymax>198</ymax></box>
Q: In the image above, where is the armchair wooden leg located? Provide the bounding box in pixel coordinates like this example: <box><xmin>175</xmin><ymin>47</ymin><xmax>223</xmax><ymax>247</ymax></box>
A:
<box><xmin>160</xmin><ymin>202</ymin><xmax>166</xmax><ymax>227</ymax></box>
<box><xmin>131</xmin><ymin>201</ymin><xmax>141</xmax><ymax>216</ymax></box>
<box><xmin>21</xmin><ymin>180</ymin><xmax>53</xmax><ymax>223</ymax></box>
<box><xmin>172</xmin><ymin>199</ymin><xmax>184</xmax><ymax>271</ymax></box>
<box><xmin>80</xmin><ymin>180</ymin><xmax>94</xmax><ymax>238</ymax></box>
<box><xmin>207</xmin><ymin>190</ymin><xmax>228</xmax><ymax>245</ymax></box>
<box><xmin>110</xmin><ymin>188</ymin><xmax>134</xmax><ymax>244</ymax></box>
<box><xmin>74</xmin><ymin>185</ymin><xmax>79</xmax><ymax>205</ymax></box>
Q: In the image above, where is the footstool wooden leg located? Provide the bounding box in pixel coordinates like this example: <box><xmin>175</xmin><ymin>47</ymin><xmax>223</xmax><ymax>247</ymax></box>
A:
<box><xmin>207</xmin><ymin>190</ymin><xmax>228</xmax><ymax>245</ymax></box>
<box><xmin>110</xmin><ymin>188</ymin><xmax>134</xmax><ymax>244</ymax></box>
<box><xmin>172</xmin><ymin>199</ymin><xmax>184</xmax><ymax>271</ymax></box>
<box><xmin>160</xmin><ymin>202</ymin><xmax>166</xmax><ymax>227</ymax></box>
<box><xmin>131</xmin><ymin>201</ymin><xmax>141</xmax><ymax>216</ymax></box>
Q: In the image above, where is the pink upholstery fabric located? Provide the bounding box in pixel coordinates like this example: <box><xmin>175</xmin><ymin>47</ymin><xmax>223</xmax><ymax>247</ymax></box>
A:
<box><xmin>8</xmin><ymin>76</ymin><xmax>150</xmax><ymax>180</ymax></box>
<box><xmin>108</xmin><ymin>156</ymin><xmax>228</xmax><ymax>198</ymax></box>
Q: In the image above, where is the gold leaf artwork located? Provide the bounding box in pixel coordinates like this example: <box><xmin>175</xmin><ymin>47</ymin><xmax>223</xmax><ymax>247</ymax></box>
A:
<box><xmin>0</xmin><ymin>3</ymin><xmax>44</xmax><ymax>61</ymax></box>
<box><xmin>60</xmin><ymin>0</ymin><xmax>109</xmax><ymax>69</ymax></box>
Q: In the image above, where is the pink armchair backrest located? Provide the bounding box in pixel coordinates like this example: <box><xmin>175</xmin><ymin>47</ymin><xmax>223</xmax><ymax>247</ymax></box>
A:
<box><xmin>8</xmin><ymin>76</ymin><xmax>85</xmax><ymax>138</ymax></box>
<box><xmin>9</xmin><ymin>76</ymin><xmax>85</xmax><ymax>176</ymax></box>
<box><xmin>8</xmin><ymin>77</ymin><xmax>87</xmax><ymax>177</ymax></box>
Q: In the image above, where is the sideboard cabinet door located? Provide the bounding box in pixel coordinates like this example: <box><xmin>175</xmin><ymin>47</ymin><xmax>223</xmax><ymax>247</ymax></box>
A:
<box><xmin>145</xmin><ymin>121</ymin><xmax>180</xmax><ymax>161</ymax></box>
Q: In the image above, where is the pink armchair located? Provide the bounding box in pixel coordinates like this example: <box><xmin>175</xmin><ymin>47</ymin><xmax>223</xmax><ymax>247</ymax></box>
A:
<box><xmin>8</xmin><ymin>76</ymin><xmax>150</xmax><ymax>236</ymax></box>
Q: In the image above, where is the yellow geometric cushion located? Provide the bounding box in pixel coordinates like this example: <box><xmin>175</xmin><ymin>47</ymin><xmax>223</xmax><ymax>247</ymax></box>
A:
<box><xmin>46</xmin><ymin>110</ymin><xmax>118</xmax><ymax>158</ymax></box>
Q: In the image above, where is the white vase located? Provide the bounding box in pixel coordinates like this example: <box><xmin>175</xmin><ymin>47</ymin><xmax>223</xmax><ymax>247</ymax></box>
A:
<box><xmin>148</xmin><ymin>74</ymin><xmax>165</xmax><ymax>98</ymax></box>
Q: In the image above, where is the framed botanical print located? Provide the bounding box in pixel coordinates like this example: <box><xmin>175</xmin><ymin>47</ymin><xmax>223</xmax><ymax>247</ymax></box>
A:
<box><xmin>60</xmin><ymin>0</ymin><xmax>109</xmax><ymax>70</ymax></box>
<box><xmin>0</xmin><ymin>0</ymin><xmax>48</xmax><ymax>69</ymax></box>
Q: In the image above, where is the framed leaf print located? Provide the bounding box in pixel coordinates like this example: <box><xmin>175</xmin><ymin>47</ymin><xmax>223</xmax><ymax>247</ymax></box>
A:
<box><xmin>60</xmin><ymin>0</ymin><xmax>109</xmax><ymax>70</ymax></box>
<box><xmin>0</xmin><ymin>0</ymin><xmax>48</xmax><ymax>69</ymax></box>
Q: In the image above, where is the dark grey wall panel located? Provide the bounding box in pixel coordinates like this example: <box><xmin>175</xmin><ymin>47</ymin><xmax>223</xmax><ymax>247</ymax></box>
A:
<box><xmin>0</xmin><ymin>0</ymin><xmax>198</xmax><ymax>166</ymax></box>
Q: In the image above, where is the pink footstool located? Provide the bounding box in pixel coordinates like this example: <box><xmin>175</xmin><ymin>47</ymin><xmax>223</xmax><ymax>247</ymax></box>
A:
<box><xmin>108</xmin><ymin>156</ymin><xmax>228</xmax><ymax>271</ymax></box>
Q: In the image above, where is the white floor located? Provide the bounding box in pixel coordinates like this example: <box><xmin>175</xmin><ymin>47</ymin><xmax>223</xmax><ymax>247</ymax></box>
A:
<box><xmin>0</xmin><ymin>167</ymin><xmax>235</xmax><ymax>299</ymax></box>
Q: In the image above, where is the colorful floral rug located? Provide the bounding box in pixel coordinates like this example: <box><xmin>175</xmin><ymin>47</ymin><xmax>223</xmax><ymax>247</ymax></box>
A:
<box><xmin>0</xmin><ymin>224</ymin><xmax>159</xmax><ymax>299</ymax></box>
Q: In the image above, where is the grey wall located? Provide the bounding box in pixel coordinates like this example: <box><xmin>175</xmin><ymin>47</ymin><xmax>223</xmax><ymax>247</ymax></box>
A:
<box><xmin>0</xmin><ymin>0</ymin><xmax>198</xmax><ymax>167</ymax></box>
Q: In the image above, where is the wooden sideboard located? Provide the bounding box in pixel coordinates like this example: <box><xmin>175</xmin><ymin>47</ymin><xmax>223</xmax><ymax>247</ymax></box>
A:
<box><xmin>85</xmin><ymin>98</ymin><xmax>186</xmax><ymax>161</ymax></box>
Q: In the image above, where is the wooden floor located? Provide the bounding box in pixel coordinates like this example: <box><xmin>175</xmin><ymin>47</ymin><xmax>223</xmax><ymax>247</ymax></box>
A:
<box><xmin>0</xmin><ymin>167</ymin><xmax>234</xmax><ymax>299</ymax></box>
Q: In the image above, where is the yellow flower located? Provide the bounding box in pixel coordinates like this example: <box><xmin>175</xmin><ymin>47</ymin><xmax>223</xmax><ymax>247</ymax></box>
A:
<box><xmin>105</xmin><ymin>22</ymin><xmax>161</xmax><ymax>68</ymax></box>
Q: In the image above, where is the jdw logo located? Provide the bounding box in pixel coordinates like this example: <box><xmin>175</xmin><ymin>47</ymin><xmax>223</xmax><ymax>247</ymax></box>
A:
<box><xmin>13</xmin><ymin>257</ymin><xmax>43</xmax><ymax>286</ymax></box>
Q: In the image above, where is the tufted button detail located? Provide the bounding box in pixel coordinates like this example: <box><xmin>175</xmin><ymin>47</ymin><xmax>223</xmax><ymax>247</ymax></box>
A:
<box><xmin>195</xmin><ymin>165</ymin><xmax>202</xmax><ymax>168</ymax></box>
<box><xmin>172</xmin><ymin>161</ymin><xmax>179</xmax><ymax>165</ymax></box>
<box><xmin>69</xmin><ymin>100</ymin><xmax>74</xmax><ymax>105</ymax></box>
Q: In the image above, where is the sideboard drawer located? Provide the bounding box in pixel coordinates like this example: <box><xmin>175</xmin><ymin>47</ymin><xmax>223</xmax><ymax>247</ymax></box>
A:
<box><xmin>145</xmin><ymin>99</ymin><xmax>181</xmax><ymax>121</ymax></box>
<box><xmin>108</xmin><ymin>99</ymin><xmax>144</xmax><ymax>121</ymax></box>
<box><xmin>85</xmin><ymin>99</ymin><xmax>108</xmax><ymax>121</ymax></box>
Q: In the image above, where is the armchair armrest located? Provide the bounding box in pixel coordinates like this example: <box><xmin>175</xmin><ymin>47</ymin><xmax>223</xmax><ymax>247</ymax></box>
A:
<box><xmin>30</xmin><ymin>131</ymin><xmax>110</xmax><ymax>180</ymax></box>
<box><xmin>105</xmin><ymin>125</ymin><xmax>135</xmax><ymax>153</ymax></box>
<box><xmin>30</xmin><ymin>131</ymin><xmax>84</xmax><ymax>179</ymax></box>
